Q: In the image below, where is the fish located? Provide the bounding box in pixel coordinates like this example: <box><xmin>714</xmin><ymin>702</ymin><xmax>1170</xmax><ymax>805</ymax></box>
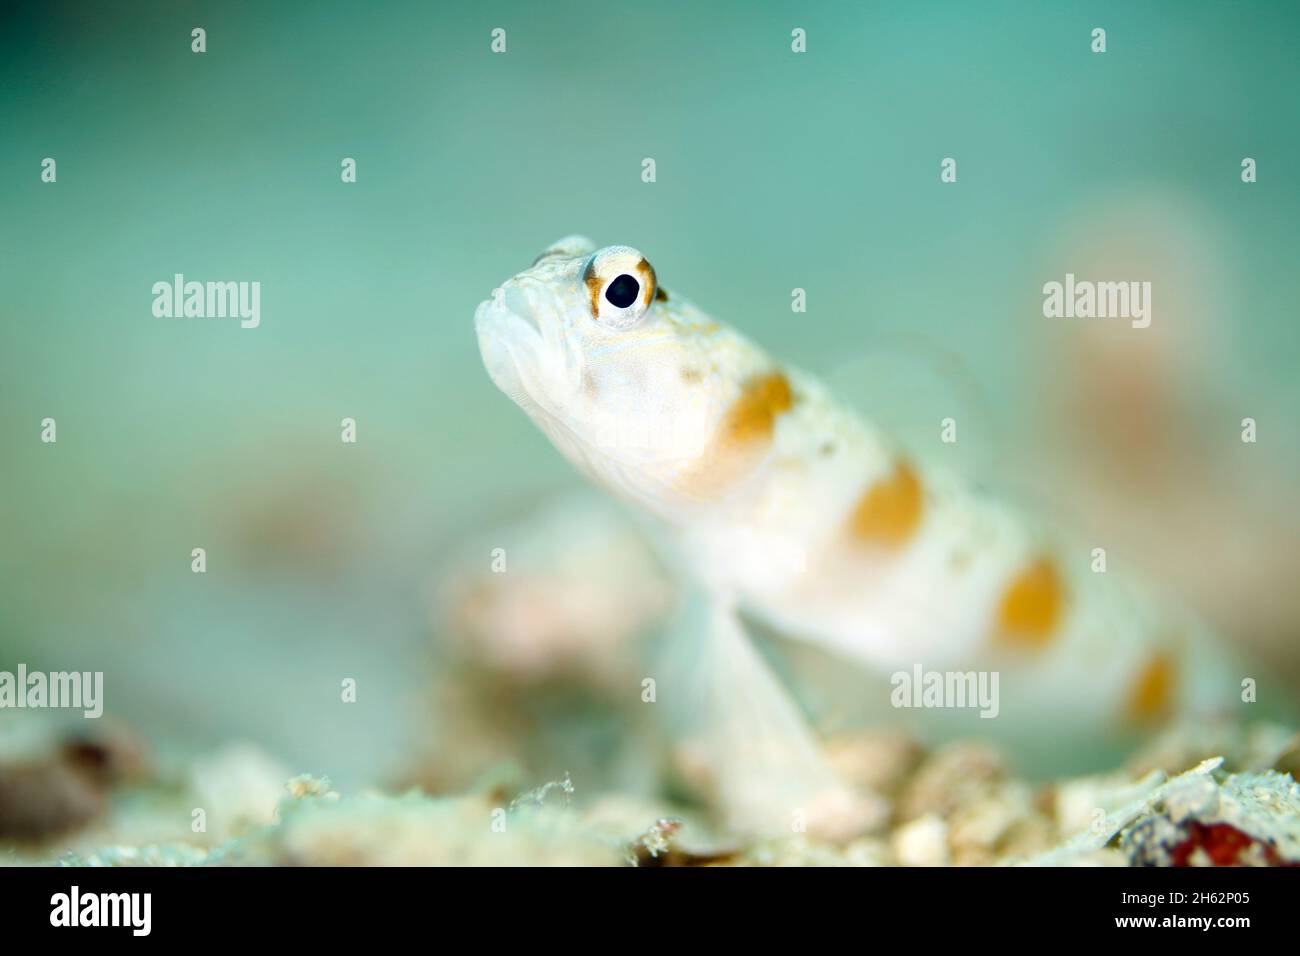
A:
<box><xmin>474</xmin><ymin>236</ymin><xmax>1242</xmax><ymax>837</ymax></box>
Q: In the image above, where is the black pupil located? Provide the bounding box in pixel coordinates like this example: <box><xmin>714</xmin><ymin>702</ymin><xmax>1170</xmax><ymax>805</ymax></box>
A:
<box><xmin>605</xmin><ymin>274</ymin><xmax>640</xmax><ymax>309</ymax></box>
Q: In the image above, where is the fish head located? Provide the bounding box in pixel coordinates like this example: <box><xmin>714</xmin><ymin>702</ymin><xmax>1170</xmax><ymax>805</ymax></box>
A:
<box><xmin>475</xmin><ymin>237</ymin><xmax>734</xmax><ymax>510</ymax></box>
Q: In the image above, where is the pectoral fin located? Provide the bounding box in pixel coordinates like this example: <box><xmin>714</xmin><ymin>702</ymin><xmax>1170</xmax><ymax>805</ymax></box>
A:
<box><xmin>655</xmin><ymin>590</ymin><xmax>882</xmax><ymax>839</ymax></box>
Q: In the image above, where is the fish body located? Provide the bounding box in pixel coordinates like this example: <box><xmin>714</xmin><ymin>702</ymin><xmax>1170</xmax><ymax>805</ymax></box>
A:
<box><xmin>475</xmin><ymin>237</ymin><xmax>1238</xmax><ymax>833</ymax></box>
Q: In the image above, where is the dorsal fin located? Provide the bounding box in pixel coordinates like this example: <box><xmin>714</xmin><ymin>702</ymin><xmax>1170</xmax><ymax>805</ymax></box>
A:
<box><xmin>822</xmin><ymin>331</ymin><xmax>1004</xmax><ymax>485</ymax></box>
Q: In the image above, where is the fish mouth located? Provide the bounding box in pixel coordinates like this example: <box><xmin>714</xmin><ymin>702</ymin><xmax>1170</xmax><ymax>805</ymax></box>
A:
<box><xmin>474</xmin><ymin>278</ymin><xmax>560</xmax><ymax>414</ymax></box>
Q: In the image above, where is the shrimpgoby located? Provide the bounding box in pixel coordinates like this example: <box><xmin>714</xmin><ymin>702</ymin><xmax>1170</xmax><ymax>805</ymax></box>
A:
<box><xmin>474</xmin><ymin>236</ymin><xmax>1238</xmax><ymax>836</ymax></box>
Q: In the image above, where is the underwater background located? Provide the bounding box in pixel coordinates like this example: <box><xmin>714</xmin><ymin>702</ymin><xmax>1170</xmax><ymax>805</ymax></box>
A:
<box><xmin>1</xmin><ymin>0</ymin><xmax>1297</xmax><ymax>797</ymax></box>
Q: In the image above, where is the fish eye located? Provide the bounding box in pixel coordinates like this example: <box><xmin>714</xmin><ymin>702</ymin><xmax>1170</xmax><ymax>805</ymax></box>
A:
<box><xmin>605</xmin><ymin>274</ymin><xmax>640</xmax><ymax>309</ymax></box>
<box><xmin>583</xmin><ymin>246</ymin><xmax>657</xmax><ymax>330</ymax></box>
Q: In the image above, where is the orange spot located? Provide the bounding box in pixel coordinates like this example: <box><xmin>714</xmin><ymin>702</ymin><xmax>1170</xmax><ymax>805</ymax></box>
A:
<box><xmin>1127</xmin><ymin>652</ymin><xmax>1177</xmax><ymax>722</ymax></box>
<box><xmin>634</xmin><ymin>258</ymin><xmax>658</xmax><ymax>308</ymax></box>
<box><xmin>996</xmin><ymin>559</ymin><xmax>1064</xmax><ymax>648</ymax></box>
<box><xmin>848</xmin><ymin>461</ymin><xmax>923</xmax><ymax>546</ymax></box>
<box><xmin>723</xmin><ymin>372</ymin><xmax>792</xmax><ymax>445</ymax></box>
<box><xmin>676</xmin><ymin>371</ymin><xmax>793</xmax><ymax>496</ymax></box>
<box><xmin>584</xmin><ymin>269</ymin><xmax>603</xmax><ymax>318</ymax></box>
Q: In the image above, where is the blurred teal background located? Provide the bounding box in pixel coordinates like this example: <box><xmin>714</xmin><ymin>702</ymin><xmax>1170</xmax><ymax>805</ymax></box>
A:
<box><xmin>1</xmin><ymin>1</ymin><xmax>1297</xmax><ymax>784</ymax></box>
